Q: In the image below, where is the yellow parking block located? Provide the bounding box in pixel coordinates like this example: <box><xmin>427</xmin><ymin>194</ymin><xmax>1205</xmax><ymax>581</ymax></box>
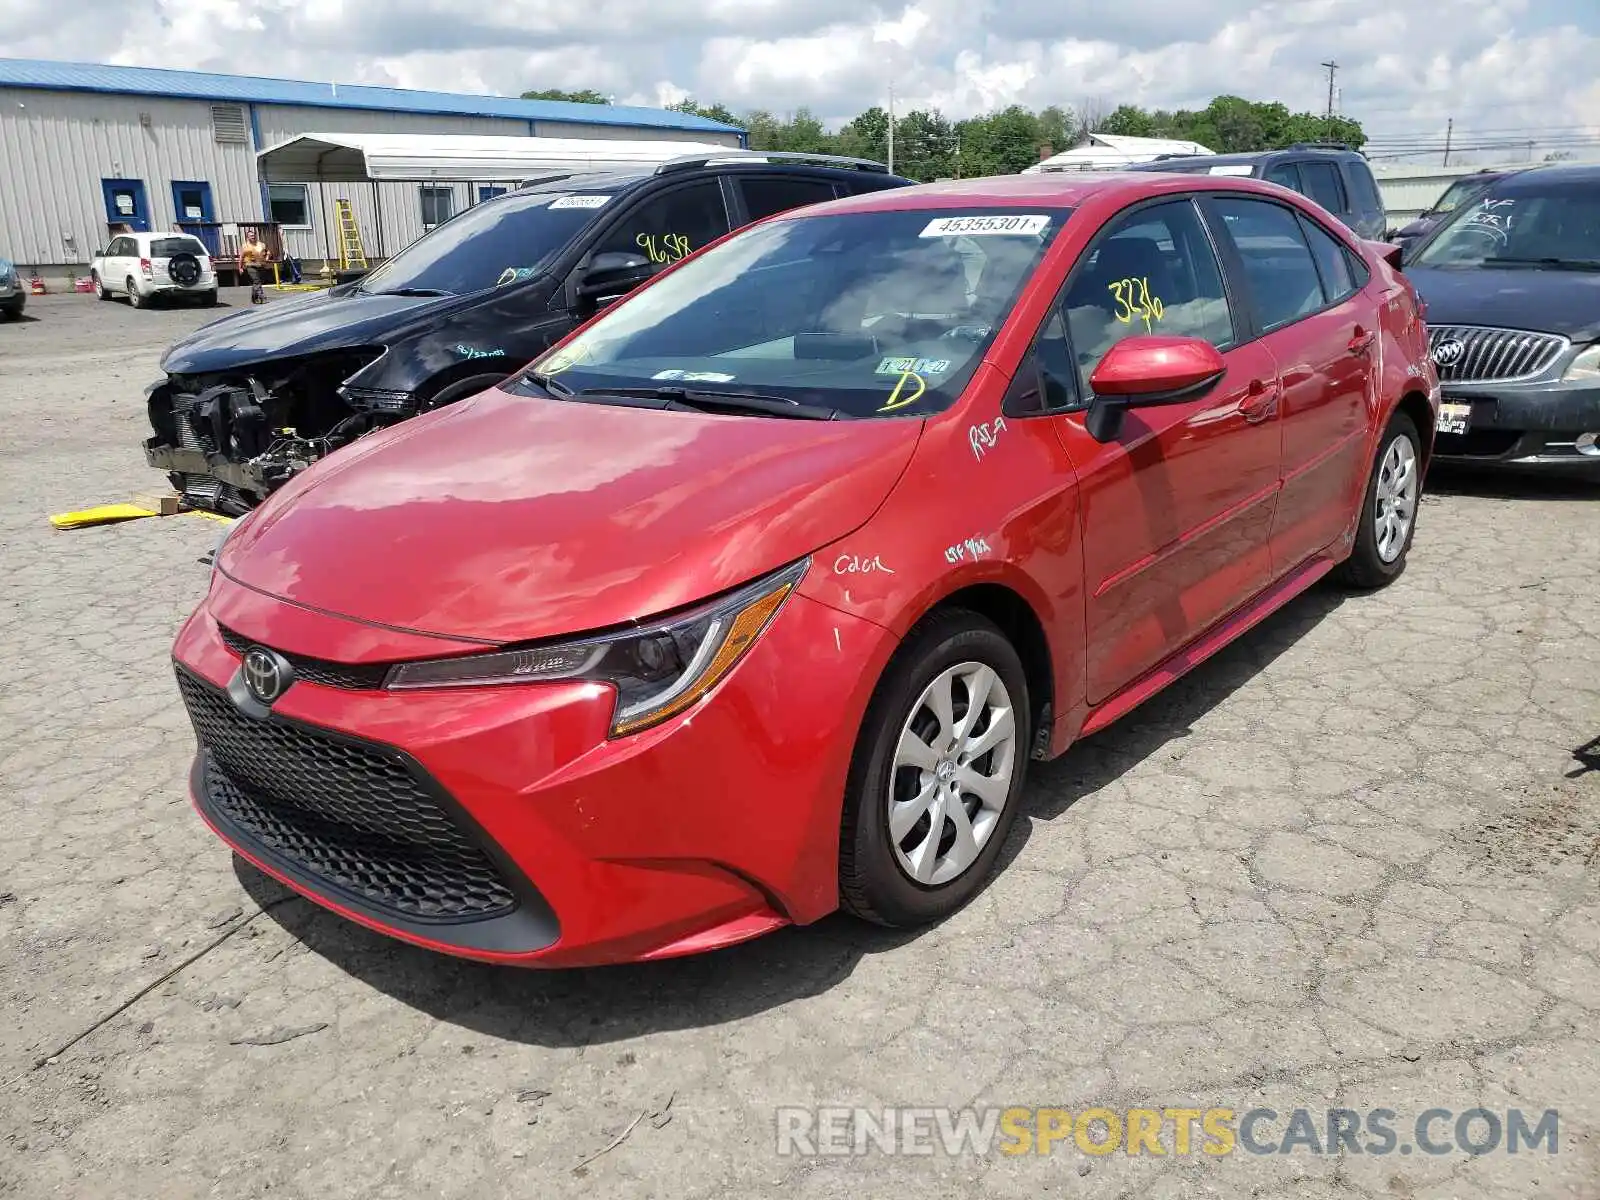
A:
<box><xmin>48</xmin><ymin>504</ymin><xmax>159</xmax><ymax>529</ymax></box>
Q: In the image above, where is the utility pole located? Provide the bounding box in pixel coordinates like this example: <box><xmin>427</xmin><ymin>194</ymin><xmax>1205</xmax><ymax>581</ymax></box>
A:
<box><xmin>1442</xmin><ymin>117</ymin><xmax>1453</xmax><ymax>167</ymax></box>
<box><xmin>1320</xmin><ymin>60</ymin><xmax>1338</xmax><ymax>137</ymax></box>
<box><xmin>887</xmin><ymin>84</ymin><xmax>895</xmax><ymax>175</ymax></box>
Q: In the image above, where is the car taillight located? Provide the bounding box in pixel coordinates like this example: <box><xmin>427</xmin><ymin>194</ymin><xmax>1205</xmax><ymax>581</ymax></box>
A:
<box><xmin>140</xmin><ymin>258</ymin><xmax>153</xmax><ymax>278</ymax></box>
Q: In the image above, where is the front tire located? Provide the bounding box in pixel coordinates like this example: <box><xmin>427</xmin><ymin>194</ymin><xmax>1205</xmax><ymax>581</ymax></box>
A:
<box><xmin>93</xmin><ymin>271</ymin><xmax>111</xmax><ymax>300</ymax></box>
<box><xmin>1336</xmin><ymin>410</ymin><xmax>1422</xmax><ymax>589</ymax></box>
<box><xmin>839</xmin><ymin>609</ymin><xmax>1030</xmax><ymax>927</ymax></box>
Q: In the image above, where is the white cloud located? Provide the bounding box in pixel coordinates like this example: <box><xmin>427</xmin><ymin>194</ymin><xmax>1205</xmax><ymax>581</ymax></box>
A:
<box><xmin>1</xmin><ymin>0</ymin><xmax>1597</xmax><ymax>159</ymax></box>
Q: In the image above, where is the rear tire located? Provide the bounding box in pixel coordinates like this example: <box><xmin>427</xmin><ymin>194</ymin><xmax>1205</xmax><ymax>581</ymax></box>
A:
<box><xmin>839</xmin><ymin>609</ymin><xmax>1030</xmax><ymax>927</ymax></box>
<box><xmin>126</xmin><ymin>279</ymin><xmax>144</xmax><ymax>309</ymax></box>
<box><xmin>1336</xmin><ymin>410</ymin><xmax>1422</xmax><ymax>589</ymax></box>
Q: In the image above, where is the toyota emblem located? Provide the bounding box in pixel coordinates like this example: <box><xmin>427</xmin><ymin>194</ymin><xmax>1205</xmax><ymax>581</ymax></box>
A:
<box><xmin>1432</xmin><ymin>339</ymin><xmax>1465</xmax><ymax>368</ymax></box>
<box><xmin>242</xmin><ymin>647</ymin><xmax>288</xmax><ymax>704</ymax></box>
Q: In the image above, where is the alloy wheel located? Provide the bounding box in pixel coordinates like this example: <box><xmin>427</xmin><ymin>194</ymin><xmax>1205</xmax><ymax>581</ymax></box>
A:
<box><xmin>888</xmin><ymin>661</ymin><xmax>1017</xmax><ymax>886</ymax></box>
<box><xmin>1373</xmin><ymin>434</ymin><xmax>1418</xmax><ymax>564</ymax></box>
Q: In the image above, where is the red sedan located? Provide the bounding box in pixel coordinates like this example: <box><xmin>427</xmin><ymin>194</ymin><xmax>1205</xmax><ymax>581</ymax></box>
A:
<box><xmin>175</xmin><ymin>172</ymin><xmax>1439</xmax><ymax>966</ymax></box>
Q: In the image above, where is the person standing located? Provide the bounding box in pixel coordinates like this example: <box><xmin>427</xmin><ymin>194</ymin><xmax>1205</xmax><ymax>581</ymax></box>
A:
<box><xmin>238</xmin><ymin>230</ymin><xmax>271</xmax><ymax>304</ymax></box>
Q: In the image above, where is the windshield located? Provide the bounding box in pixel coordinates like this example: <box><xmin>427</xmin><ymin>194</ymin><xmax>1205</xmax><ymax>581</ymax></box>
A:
<box><xmin>357</xmin><ymin>187</ymin><xmax>620</xmax><ymax>296</ymax></box>
<box><xmin>513</xmin><ymin>206</ymin><xmax>1069</xmax><ymax>419</ymax></box>
<box><xmin>152</xmin><ymin>237</ymin><xmax>206</xmax><ymax>257</ymax></box>
<box><xmin>1429</xmin><ymin>177</ymin><xmax>1491</xmax><ymax>216</ymax></box>
<box><xmin>1412</xmin><ymin>180</ymin><xmax>1600</xmax><ymax>269</ymax></box>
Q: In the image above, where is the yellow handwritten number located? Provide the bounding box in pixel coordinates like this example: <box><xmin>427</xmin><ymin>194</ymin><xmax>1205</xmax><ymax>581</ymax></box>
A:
<box><xmin>1107</xmin><ymin>277</ymin><xmax>1165</xmax><ymax>333</ymax></box>
<box><xmin>880</xmin><ymin>370</ymin><xmax>926</xmax><ymax>411</ymax></box>
<box><xmin>636</xmin><ymin>232</ymin><xmax>694</xmax><ymax>264</ymax></box>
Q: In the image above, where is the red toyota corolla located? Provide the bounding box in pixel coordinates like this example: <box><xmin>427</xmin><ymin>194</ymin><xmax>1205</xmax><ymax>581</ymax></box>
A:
<box><xmin>175</xmin><ymin>172</ymin><xmax>1438</xmax><ymax>966</ymax></box>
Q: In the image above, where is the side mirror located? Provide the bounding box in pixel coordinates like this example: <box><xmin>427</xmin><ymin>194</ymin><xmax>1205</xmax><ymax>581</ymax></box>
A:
<box><xmin>1084</xmin><ymin>336</ymin><xmax>1226</xmax><ymax>442</ymax></box>
<box><xmin>575</xmin><ymin>251</ymin><xmax>654</xmax><ymax>308</ymax></box>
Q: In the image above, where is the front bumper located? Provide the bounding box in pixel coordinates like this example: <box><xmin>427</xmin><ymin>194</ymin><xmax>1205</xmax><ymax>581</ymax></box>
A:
<box><xmin>172</xmin><ymin>577</ymin><xmax>899</xmax><ymax>966</ymax></box>
<box><xmin>0</xmin><ymin>287</ymin><xmax>23</xmax><ymax>314</ymax></box>
<box><xmin>146</xmin><ymin>438</ymin><xmax>269</xmax><ymax>494</ymax></box>
<box><xmin>1433</xmin><ymin>378</ymin><xmax>1600</xmax><ymax>474</ymax></box>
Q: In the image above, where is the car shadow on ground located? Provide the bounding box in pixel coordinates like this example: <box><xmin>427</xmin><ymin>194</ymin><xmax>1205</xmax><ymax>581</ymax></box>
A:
<box><xmin>1426</xmin><ymin>464</ymin><xmax>1599</xmax><ymax>500</ymax></box>
<box><xmin>238</xmin><ymin>579</ymin><xmax>1352</xmax><ymax>1046</ymax></box>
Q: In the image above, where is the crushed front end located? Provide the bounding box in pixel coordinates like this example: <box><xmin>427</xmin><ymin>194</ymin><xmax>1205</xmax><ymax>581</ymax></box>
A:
<box><xmin>144</xmin><ymin>348</ymin><xmax>402</xmax><ymax>514</ymax></box>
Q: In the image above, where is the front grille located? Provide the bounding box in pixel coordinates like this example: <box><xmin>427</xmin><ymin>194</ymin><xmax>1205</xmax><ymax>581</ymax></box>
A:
<box><xmin>177</xmin><ymin>669</ymin><xmax>517</xmax><ymax>921</ymax></box>
<box><xmin>1428</xmin><ymin>325</ymin><xmax>1568</xmax><ymax>384</ymax></box>
<box><xmin>219</xmin><ymin>626</ymin><xmax>391</xmax><ymax>691</ymax></box>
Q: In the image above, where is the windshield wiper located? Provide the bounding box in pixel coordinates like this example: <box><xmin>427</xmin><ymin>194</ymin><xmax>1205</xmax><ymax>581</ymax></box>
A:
<box><xmin>523</xmin><ymin>370</ymin><xmax>572</xmax><ymax>397</ymax></box>
<box><xmin>1481</xmin><ymin>257</ymin><xmax>1600</xmax><ymax>272</ymax></box>
<box><xmin>368</xmin><ymin>286</ymin><xmax>451</xmax><ymax>297</ymax></box>
<box><xmin>573</xmin><ymin>386</ymin><xmax>841</xmax><ymax>421</ymax></box>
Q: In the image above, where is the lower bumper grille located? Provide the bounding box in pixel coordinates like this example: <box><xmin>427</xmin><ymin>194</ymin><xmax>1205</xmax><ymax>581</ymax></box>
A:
<box><xmin>177</xmin><ymin>668</ymin><xmax>518</xmax><ymax>922</ymax></box>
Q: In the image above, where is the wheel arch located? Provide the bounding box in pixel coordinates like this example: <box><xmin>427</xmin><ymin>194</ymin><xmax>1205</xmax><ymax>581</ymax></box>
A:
<box><xmin>919</xmin><ymin>581</ymin><xmax>1056</xmax><ymax>760</ymax></box>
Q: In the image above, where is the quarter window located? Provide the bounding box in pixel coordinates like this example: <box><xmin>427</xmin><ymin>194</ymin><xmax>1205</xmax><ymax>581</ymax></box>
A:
<box><xmin>1211</xmin><ymin>197</ymin><xmax>1327</xmax><ymax>332</ymax></box>
<box><xmin>1299</xmin><ymin>216</ymin><xmax>1357</xmax><ymax>303</ymax></box>
<box><xmin>1265</xmin><ymin>162</ymin><xmax>1301</xmax><ymax>191</ymax></box>
<box><xmin>591</xmin><ymin>181</ymin><xmax>732</xmax><ymax>269</ymax></box>
<box><xmin>1059</xmin><ymin>199</ymin><xmax>1235</xmax><ymax>395</ymax></box>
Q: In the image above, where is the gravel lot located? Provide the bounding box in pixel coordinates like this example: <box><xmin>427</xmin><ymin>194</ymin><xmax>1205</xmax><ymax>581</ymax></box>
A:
<box><xmin>2</xmin><ymin>291</ymin><xmax>1598</xmax><ymax>1199</ymax></box>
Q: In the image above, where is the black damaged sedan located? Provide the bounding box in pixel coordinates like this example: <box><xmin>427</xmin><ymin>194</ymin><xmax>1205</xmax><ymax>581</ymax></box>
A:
<box><xmin>1403</xmin><ymin>162</ymin><xmax>1600</xmax><ymax>478</ymax></box>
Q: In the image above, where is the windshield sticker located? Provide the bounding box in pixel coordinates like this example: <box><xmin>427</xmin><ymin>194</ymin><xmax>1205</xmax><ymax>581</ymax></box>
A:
<box><xmin>1109</xmin><ymin>277</ymin><xmax>1165</xmax><ymax>333</ymax></box>
<box><xmin>495</xmin><ymin>266</ymin><xmax>540</xmax><ymax>286</ymax></box>
<box><xmin>637</xmin><ymin>233</ymin><xmax>693</xmax><ymax>264</ymax></box>
<box><xmin>944</xmin><ymin>534</ymin><xmax>993</xmax><ymax>564</ymax></box>
<box><xmin>879</xmin><ymin>370</ymin><xmax>927</xmax><ymax>412</ymax></box>
<box><xmin>652</xmin><ymin>369</ymin><xmax>737</xmax><ymax>383</ymax></box>
<box><xmin>1208</xmin><ymin>164</ymin><xmax>1256</xmax><ymax>176</ymax></box>
<box><xmin>969</xmin><ymin>417</ymin><xmax>1006</xmax><ymax>461</ymax></box>
<box><xmin>549</xmin><ymin>195</ymin><xmax>611</xmax><ymax>209</ymax></box>
<box><xmin>920</xmin><ymin>214</ymin><xmax>1050</xmax><ymax>238</ymax></box>
<box><xmin>875</xmin><ymin>356</ymin><xmax>952</xmax><ymax>377</ymax></box>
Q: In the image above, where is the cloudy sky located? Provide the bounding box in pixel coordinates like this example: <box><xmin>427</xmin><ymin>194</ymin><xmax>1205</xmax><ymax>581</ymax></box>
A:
<box><xmin>1</xmin><ymin>0</ymin><xmax>1597</xmax><ymax>156</ymax></box>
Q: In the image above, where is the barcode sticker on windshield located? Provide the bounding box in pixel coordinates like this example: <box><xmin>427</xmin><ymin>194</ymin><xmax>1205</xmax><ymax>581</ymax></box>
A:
<box><xmin>549</xmin><ymin>195</ymin><xmax>611</xmax><ymax>209</ymax></box>
<box><xmin>920</xmin><ymin>214</ymin><xmax>1049</xmax><ymax>238</ymax></box>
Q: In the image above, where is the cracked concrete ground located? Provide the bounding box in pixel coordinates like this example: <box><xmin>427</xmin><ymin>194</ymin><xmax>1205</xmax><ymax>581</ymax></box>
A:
<box><xmin>2</xmin><ymin>291</ymin><xmax>1598</xmax><ymax>1199</ymax></box>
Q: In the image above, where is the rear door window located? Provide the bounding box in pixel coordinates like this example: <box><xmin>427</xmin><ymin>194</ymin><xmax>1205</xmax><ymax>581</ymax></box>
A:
<box><xmin>1210</xmin><ymin>196</ymin><xmax>1327</xmax><ymax>331</ymax></box>
<box><xmin>1299</xmin><ymin>161</ymin><xmax>1348</xmax><ymax>214</ymax></box>
<box><xmin>1265</xmin><ymin>161</ymin><xmax>1302</xmax><ymax>191</ymax></box>
<box><xmin>739</xmin><ymin>176</ymin><xmax>838</xmax><ymax>221</ymax></box>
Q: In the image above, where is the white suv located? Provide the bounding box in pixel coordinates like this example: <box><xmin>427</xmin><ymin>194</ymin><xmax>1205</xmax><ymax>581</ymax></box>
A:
<box><xmin>91</xmin><ymin>232</ymin><xmax>217</xmax><ymax>309</ymax></box>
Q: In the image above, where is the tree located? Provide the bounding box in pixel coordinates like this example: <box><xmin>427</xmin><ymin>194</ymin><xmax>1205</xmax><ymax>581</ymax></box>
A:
<box><xmin>521</xmin><ymin>88</ymin><xmax>610</xmax><ymax>104</ymax></box>
<box><xmin>667</xmin><ymin>98</ymin><xmax>742</xmax><ymax>127</ymax></box>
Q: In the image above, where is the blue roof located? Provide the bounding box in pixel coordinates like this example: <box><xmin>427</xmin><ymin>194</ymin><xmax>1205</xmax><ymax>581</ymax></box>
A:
<box><xmin>0</xmin><ymin>58</ymin><xmax>743</xmax><ymax>135</ymax></box>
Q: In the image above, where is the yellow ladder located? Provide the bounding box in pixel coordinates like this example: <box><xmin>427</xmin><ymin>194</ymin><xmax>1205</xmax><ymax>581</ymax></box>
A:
<box><xmin>334</xmin><ymin>198</ymin><xmax>367</xmax><ymax>271</ymax></box>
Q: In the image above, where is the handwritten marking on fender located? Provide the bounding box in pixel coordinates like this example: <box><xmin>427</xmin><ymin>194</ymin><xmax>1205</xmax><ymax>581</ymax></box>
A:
<box><xmin>944</xmin><ymin>535</ymin><xmax>993</xmax><ymax>564</ymax></box>
<box><xmin>969</xmin><ymin>417</ymin><xmax>1007</xmax><ymax>460</ymax></box>
<box><xmin>834</xmin><ymin>553</ymin><xmax>896</xmax><ymax>575</ymax></box>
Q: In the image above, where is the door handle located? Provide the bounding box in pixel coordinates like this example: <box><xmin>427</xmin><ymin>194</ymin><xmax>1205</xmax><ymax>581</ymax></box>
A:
<box><xmin>1348</xmin><ymin>327</ymin><xmax>1376</xmax><ymax>355</ymax></box>
<box><xmin>1240</xmin><ymin>379</ymin><xmax>1279</xmax><ymax>423</ymax></box>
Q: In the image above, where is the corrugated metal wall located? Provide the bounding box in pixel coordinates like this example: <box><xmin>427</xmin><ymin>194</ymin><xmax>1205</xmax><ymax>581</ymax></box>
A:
<box><xmin>0</xmin><ymin>86</ymin><xmax>258</xmax><ymax>266</ymax></box>
<box><xmin>0</xmin><ymin>90</ymin><xmax>742</xmax><ymax>270</ymax></box>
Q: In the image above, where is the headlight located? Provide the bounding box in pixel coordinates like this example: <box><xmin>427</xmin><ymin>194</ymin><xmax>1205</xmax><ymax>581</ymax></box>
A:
<box><xmin>385</xmin><ymin>558</ymin><xmax>809</xmax><ymax>736</ymax></box>
<box><xmin>1562</xmin><ymin>344</ymin><xmax>1600</xmax><ymax>382</ymax></box>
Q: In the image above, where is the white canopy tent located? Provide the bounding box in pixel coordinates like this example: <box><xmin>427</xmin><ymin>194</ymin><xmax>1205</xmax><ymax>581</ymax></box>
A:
<box><xmin>255</xmin><ymin>132</ymin><xmax>751</xmax><ymax>185</ymax></box>
<box><xmin>1024</xmin><ymin>133</ymin><xmax>1215</xmax><ymax>173</ymax></box>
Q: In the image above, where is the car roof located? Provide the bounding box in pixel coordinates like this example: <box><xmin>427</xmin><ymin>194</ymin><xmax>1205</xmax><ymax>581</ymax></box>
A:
<box><xmin>1493</xmin><ymin>161</ymin><xmax>1600</xmax><ymax>188</ymax></box>
<box><xmin>795</xmin><ymin>170</ymin><xmax>1307</xmax><ymax>215</ymax></box>
<box><xmin>515</xmin><ymin>161</ymin><xmax>914</xmax><ymax>195</ymax></box>
<box><xmin>1134</xmin><ymin>146</ymin><xmax>1364</xmax><ymax>171</ymax></box>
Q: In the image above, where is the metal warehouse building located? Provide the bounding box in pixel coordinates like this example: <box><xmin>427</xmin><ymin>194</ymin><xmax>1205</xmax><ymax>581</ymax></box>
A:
<box><xmin>0</xmin><ymin>58</ymin><xmax>745</xmax><ymax>277</ymax></box>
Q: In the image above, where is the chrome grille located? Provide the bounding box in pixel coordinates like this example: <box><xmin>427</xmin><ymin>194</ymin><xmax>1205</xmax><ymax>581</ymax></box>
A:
<box><xmin>1427</xmin><ymin>325</ymin><xmax>1568</xmax><ymax>384</ymax></box>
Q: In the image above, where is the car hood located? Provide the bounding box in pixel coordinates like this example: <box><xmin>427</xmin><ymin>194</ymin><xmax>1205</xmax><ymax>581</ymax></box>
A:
<box><xmin>161</xmin><ymin>286</ymin><xmax>468</xmax><ymax>374</ymax></box>
<box><xmin>220</xmin><ymin>389</ymin><xmax>923</xmax><ymax>643</ymax></box>
<box><xmin>1406</xmin><ymin>265</ymin><xmax>1600</xmax><ymax>342</ymax></box>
